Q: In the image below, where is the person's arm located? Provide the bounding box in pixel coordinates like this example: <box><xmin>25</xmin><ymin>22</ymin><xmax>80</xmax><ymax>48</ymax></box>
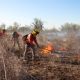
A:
<box><xmin>34</xmin><ymin>37</ymin><xmax>39</xmax><ymax>47</ymax></box>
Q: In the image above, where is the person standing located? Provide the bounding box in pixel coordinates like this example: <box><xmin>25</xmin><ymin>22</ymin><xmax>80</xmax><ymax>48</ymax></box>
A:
<box><xmin>12</xmin><ymin>31</ymin><xmax>21</xmax><ymax>50</ymax></box>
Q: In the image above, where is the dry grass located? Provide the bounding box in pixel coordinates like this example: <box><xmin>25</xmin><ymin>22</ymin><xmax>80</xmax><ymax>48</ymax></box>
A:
<box><xmin>0</xmin><ymin>33</ymin><xmax>80</xmax><ymax>80</ymax></box>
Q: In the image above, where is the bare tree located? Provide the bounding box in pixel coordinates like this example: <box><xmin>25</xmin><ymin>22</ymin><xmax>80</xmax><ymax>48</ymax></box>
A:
<box><xmin>0</xmin><ymin>23</ymin><xmax>6</xmax><ymax>29</ymax></box>
<box><xmin>61</xmin><ymin>23</ymin><xmax>80</xmax><ymax>32</ymax></box>
<box><xmin>12</xmin><ymin>22</ymin><xmax>20</xmax><ymax>31</ymax></box>
<box><xmin>7</xmin><ymin>26</ymin><xmax>13</xmax><ymax>31</ymax></box>
<box><xmin>32</xmin><ymin>18</ymin><xmax>43</xmax><ymax>31</ymax></box>
<box><xmin>18</xmin><ymin>25</ymin><xmax>31</xmax><ymax>32</ymax></box>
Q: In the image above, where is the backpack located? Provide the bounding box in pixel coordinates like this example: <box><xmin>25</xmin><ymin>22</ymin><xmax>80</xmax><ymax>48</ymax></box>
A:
<box><xmin>22</xmin><ymin>34</ymin><xmax>28</xmax><ymax>42</ymax></box>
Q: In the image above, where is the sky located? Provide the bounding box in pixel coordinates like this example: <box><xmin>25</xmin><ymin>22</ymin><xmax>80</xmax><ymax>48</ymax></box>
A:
<box><xmin>0</xmin><ymin>0</ymin><xmax>80</xmax><ymax>29</ymax></box>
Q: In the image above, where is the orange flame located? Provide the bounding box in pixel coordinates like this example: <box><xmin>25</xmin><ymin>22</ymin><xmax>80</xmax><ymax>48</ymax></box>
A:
<box><xmin>41</xmin><ymin>43</ymin><xmax>54</xmax><ymax>56</ymax></box>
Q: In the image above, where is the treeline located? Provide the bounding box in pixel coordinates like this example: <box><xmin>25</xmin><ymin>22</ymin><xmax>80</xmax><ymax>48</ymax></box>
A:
<box><xmin>45</xmin><ymin>23</ymin><xmax>80</xmax><ymax>33</ymax></box>
<box><xmin>0</xmin><ymin>18</ymin><xmax>43</xmax><ymax>32</ymax></box>
<box><xmin>0</xmin><ymin>18</ymin><xmax>80</xmax><ymax>33</ymax></box>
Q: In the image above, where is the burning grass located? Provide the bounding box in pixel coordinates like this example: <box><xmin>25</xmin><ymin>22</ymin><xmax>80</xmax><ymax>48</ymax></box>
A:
<box><xmin>40</xmin><ymin>43</ymin><xmax>54</xmax><ymax>56</ymax></box>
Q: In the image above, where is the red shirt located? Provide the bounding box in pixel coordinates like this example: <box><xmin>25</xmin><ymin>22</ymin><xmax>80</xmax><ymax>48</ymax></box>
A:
<box><xmin>27</xmin><ymin>33</ymin><xmax>38</xmax><ymax>45</ymax></box>
<box><xmin>0</xmin><ymin>32</ymin><xmax>4</xmax><ymax>37</ymax></box>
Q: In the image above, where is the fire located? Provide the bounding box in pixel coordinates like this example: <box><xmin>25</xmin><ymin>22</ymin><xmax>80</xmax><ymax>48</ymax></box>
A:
<box><xmin>41</xmin><ymin>43</ymin><xmax>54</xmax><ymax>56</ymax></box>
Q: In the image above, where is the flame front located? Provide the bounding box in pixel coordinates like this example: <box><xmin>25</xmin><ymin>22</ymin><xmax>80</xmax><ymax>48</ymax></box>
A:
<box><xmin>41</xmin><ymin>43</ymin><xmax>54</xmax><ymax>56</ymax></box>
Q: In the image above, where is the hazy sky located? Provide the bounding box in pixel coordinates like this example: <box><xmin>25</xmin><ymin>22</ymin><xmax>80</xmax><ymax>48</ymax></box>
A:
<box><xmin>0</xmin><ymin>0</ymin><xmax>80</xmax><ymax>29</ymax></box>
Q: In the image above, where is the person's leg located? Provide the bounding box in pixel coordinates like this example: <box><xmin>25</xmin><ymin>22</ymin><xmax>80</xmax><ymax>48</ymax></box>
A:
<box><xmin>31</xmin><ymin>45</ymin><xmax>36</xmax><ymax>60</ymax></box>
<box><xmin>23</xmin><ymin>44</ymin><xmax>27</xmax><ymax>59</ymax></box>
<box><xmin>13</xmin><ymin>38</ymin><xmax>16</xmax><ymax>48</ymax></box>
<box><xmin>17</xmin><ymin>38</ymin><xmax>21</xmax><ymax>50</ymax></box>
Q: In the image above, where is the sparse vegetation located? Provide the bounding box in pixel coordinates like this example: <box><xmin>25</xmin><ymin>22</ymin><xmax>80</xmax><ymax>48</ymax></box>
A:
<box><xmin>0</xmin><ymin>22</ymin><xmax>80</xmax><ymax>80</ymax></box>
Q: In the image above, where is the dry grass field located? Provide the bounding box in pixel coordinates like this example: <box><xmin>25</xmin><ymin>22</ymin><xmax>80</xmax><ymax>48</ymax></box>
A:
<box><xmin>0</xmin><ymin>32</ymin><xmax>80</xmax><ymax>80</ymax></box>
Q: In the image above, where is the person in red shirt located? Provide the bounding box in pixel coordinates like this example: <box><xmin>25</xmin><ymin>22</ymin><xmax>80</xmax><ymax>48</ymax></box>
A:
<box><xmin>0</xmin><ymin>29</ymin><xmax>6</xmax><ymax>37</ymax></box>
<box><xmin>23</xmin><ymin>29</ymin><xmax>40</xmax><ymax>60</ymax></box>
